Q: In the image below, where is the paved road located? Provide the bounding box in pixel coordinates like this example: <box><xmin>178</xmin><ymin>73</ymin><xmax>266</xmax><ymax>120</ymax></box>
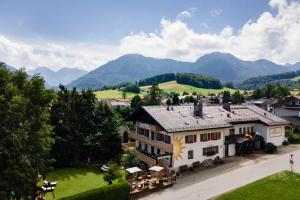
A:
<box><xmin>140</xmin><ymin>147</ymin><xmax>300</xmax><ymax>200</ymax></box>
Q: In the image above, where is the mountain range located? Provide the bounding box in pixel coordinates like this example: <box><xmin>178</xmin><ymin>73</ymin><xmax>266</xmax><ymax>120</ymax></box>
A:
<box><xmin>67</xmin><ymin>52</ymin><xmax>299</xmax><ymax>89</ymax></box>
<box><xmin>27</xmin><ymin>67</ymin><xmax>87</xmax><ymax>87</ymax></box>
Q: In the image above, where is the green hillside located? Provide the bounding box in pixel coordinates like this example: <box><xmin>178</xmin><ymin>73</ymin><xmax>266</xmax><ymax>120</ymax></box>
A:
<box><xmin>94</xmin><ymin>81</ymin><xmax>236</xmax><ymax>100</ymax></box>
<box><xmin>290</xmin><ymin>75</ymin><xmax>300</xmax><ymax>82</ymax></box>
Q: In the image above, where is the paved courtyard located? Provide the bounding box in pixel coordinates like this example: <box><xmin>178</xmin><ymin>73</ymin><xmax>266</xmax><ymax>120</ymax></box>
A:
<box><xmin>139</xmin><ymin>145</ymin><xmax>300</xmax><ymax>200</ymax></box>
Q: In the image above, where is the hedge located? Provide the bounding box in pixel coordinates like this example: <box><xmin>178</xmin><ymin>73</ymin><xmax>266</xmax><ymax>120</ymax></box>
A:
<box><xmin>62</xmin><ymin>180</ymin><xmax>130</xmax><ymax>200</ymax></box>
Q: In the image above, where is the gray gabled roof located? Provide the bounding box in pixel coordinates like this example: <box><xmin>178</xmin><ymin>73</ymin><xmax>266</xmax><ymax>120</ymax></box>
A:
<box><xmin>141</xmin><ymin>104</ymin><xmax>289</xmax><ymax>132</ymax></box>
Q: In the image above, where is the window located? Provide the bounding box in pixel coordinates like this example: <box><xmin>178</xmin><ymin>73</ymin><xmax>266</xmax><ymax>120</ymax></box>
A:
<box><xmin>165</xmin><ymin>135</ymin><xmax>171</xmax><ymax>144</ymax></box>
<box><xmin>138</xmin><ymin>141</ymin><xmax>142</xmax><ymax>148</ymax></box>
<box><xmin>185</xmin><ymin>135</ymin><xmax>196</xmax><ymax>143</ymax></box>
<box><xmin>247</xmin><ymin>127</ymin><xmax>250</xmax><ymax>133</ymax></box>
<box><xmin>243</xmin><ymin>127</ymin><xmax>246</xmax><ymax>134</ymax></box>
<box><xmin>239</xmin><ymin>128</ymin><xmax>242</xmax><ymax>134</ymax></box>
<box><xmin>144</xmin><ymin>129</ymin><xmax>149</xmax><ymax>138</ymax></box>
<box><xmin>157</xmin><ymin>148</ymin><xmax>161</xmax><ymax>155</ymax></box>
<box><xmin>229</xmin><ymin>129</ymin><xmax>235</xmax><ymax>136</ymax></box>
<box><xmin>151</xmin><ymin>131</ymin><xmax>155</xmax><ymax>140</ymax></box>
<box><xmin>200</xmin><ymin>133</ymin><xmax>208</xmax><ymax>141</ymax></box>
<box><xmin>156</xmin><ymin>133</ymin><xmax>162</xmax><ymax>141</ymax></box>
<box><xmin>251</xmin><ymin>127</ymin><xmax>254</xmax><ymax>133</ymax></box>
<box><xmin>151</xmin><ymin>146</ymin><xmax>154</xmax><ymax>155</ymax></box>
<box><xmin>211</xmin><ymin>132</ymin><xmax>221</xmax><ymax>140</ymax></box>
<box><xmin>137</xmin><ymin>127</ymin><xmax>144</xmax><ymax>135</ymax></box>
<box><xmin>144</xmin><ymin>144</ymin><xmax>148</xmax><ymax>152</ymax></box>
<box><xmin>203</xmin><ymin>146</ymin><xmax>219</xmax><ymax>156</ymax></box>
<box><xmin>188</xmin><ymin>150</ymin><xmax>194</xmax><ymax>159</ymax></box>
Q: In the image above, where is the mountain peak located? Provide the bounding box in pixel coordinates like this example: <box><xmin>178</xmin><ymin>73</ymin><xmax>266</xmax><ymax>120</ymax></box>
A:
<box><xmin>196</xmin><ymin>52</ymin><xmax>238</xmax><ymax>63</ymax></box>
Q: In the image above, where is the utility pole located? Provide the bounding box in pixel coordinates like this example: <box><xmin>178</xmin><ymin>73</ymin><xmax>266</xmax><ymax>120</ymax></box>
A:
<box><xmin>290</xmin><ymin>153</ymin><xmax>294</xmax><ymax>173</ymax></box>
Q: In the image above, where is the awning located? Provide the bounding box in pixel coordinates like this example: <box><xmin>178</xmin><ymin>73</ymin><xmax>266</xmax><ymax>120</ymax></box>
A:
<box><xmin>149</xmin><ymin>166</ymin><xmax>164</xmax><ymax>172</ymax></box>
<box><xmin>126</xmin><ymin>167</ymin><xmax>142</xmax><ymax>174</ymax></box>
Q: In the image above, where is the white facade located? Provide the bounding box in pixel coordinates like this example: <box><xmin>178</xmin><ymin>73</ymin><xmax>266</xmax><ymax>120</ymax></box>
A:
<box><xmin>171</xmin><ymin>128</ymin><xmax>225</xmax><ymax>169</ymax></box>
<box><xmin>133</xmin><ymin>122</ymin><xmax>286</xmax><ymax>171</ymax></box>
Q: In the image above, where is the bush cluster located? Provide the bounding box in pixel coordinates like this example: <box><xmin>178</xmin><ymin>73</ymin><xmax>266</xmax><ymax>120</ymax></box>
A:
<box><xmin>265</xmin><ymin>142</ymin><xmax>277</xmax><ymax>154</ymax></box>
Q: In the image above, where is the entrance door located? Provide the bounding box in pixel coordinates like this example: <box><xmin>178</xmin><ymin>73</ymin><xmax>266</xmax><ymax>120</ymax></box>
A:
<box><xmin>225</xmin><ymin>144</ymin><xmax>229</xmax><ymax>157</ymax></box>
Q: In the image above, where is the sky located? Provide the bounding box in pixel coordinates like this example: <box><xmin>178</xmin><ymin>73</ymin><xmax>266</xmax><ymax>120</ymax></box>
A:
<box><xmin>0</xmin><ymin>0</ymin><xmax>299</xmax><ymax>71</ymax></box>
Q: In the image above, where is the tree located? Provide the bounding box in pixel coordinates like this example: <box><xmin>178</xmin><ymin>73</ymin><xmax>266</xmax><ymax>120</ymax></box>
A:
<box><xmin>50</xmin><ymin>86</ymin><xmax>96</xmax><ymax>167</ymax></box>
<box><xmin>0</xmin><ymin>66</ymin><xmax>55</xmax><ymax>199</ymax></box>
<box><xmin>171</xmin><ymin>93</ymin><xmax>180</xmax><ymax>105</ymax></box>
<box><xmin>224</xmin><ymin>82</ymin><xmax>235</xmax><ymax>89</ymax></box>
<box><xmin>210</xmin><ymin>96</ymin><xmax>220</xmax><ymax>104</ymax></box>
<box><xmin>103</xmin><ymin>163</ymin><xmax>122</xmax><ymax>185</ymax></box>
<box><xmin>130</xmin><ymin>95</ymin><xmax>143</xmax><ymax>110</ymax></box>
<box><xmin>230</xmin><ymin>90</ymin><xmax>245</xmax><ymax>104</ymax></box>
<box><xmin>222</xmin><ymin>91</ymin><xmax>231</xmax><ymax>103</ymax></box>
<box><xmin>89</xmin><ymin>103</ymin><xmax>122</xmax><ymax>162</ymax></box>
<box><xmin>144</xmin><ymin>84</ymin><xmax>162</xmax><ymax>105</ymax></box>
<box><xmin>122</xmin><ymin>91</ymin><xmax>127</xmax><ymax>99</ymax></box>
<box><xmin>121</xmin><ymin>149</ymin><xmax>140</xmax><ymax>168</ymax></box>
<box><xmin>123</xmin><ymin>84</ymin><xmax>140</xmax><ymax>94</ymax></box>
<box><xmin>183</xmin><ymin>91</ymin><xmax>189</xmax><ymax>96</ymax></box>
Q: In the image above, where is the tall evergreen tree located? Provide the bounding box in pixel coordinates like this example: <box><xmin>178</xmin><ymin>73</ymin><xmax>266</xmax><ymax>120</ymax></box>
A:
<box><xmin>130</xmin><ymin>95</ymin><xmax>143</xmax><ymax>110</ymax></box>
<box><xmin>222</xmin><ymin>91</ymin><xmax>231</xmax><ymax>103</ymax></box>
<box><xmin>144</xmin><ymin>84</ymin><xmax>162</xmax><ymax>105</ymax></box>
<box><xmin>88</xmin><ymin>103</ymin><xmax>122</xmax><ymax>162</ymax></box>
<box><xmin>0</xmin><ymin>66</ymin><xmax>55</xmax><ymax>199</ymax></box>
<box><xmin>50</xmin><ymin>85</ymin><xmax>96</xmax><ymax>167</ymax></box>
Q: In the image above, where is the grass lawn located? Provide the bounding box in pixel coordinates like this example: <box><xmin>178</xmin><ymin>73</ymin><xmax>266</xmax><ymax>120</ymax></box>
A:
<box><xmin>93</xmin><ymin>81</ymin><xmax>239</xmax><ymax>100</ymax></box>
<box><xmin>141</xmin><ymin>81</ymin><xmax>237</xmax><ymax>95</ymax></box>
<box><xmin>217</xmin><ymin>171</ymin><xmax>300</xmax><ymax>200</ymax></box>
<box><xmin>44</xmin><ymin>167</ymin><xmax>108</xmax><ymax>199</ymax></box>
<box><xmin>94</xmin><ymin>89</ymin><xmax>137</xmax><ymax>100</ymax></box>
<box><xmin>290</xmin><ymin>75</ymin><xmax>300</xmax><ymax>82</ymax></box>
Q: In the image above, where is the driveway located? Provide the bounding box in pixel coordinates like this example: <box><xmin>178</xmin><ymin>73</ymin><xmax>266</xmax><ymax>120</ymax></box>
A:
<box><xmin>139</xmin><ymin>145</ymin><xmax>300</xmax><ymax>200</ymax></box>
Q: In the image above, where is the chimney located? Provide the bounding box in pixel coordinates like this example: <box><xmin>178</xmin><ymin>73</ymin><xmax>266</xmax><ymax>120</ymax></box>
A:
<box><xmin>194</xmin><ymin>100</ymin><xmax>203</xmax><ymax>117</ymax></box>
<box><xmin>223</xmin><ymin>102</ymin><xmax>231</xmax><ymax>112</ymax></box>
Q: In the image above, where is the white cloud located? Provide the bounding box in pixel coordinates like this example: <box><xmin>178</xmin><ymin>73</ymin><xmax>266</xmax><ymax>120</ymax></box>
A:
<box><xmin>0</xmin><ymin>36</ymin><xmax>121</xmax><ymax>70</ymax></box>
<box><xmin>1</xmin><ymin>0</ymin><xmax>300</xmax><ymax>70</ymax></box>
<box><xmin>119</xmin><ymin>0</ymin><xmax>300</xmax><ymax>64</ymax></box>
<box><xmin>177</xmin><ymin>10</ymin><xmax>192</xmax><ymax>20</ymax></box>
<box><xmin>210</xmin><ymin>8</ymin><xmax>223</xmax><ymax>17</ymax></box>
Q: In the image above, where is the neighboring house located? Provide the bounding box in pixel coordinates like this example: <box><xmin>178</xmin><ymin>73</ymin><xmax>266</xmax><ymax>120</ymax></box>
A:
<box><xmin>272</xmin><ymin>96</ymin><xmax>300</xmax><ymax>130</ymax></box>
<box><xmin>252</xmin><ymin>98</ymin><xmax>278</xmax><ymax>113</ymax></box>
<box><xmin>107</xmin><ymin>100</ymin><xmax>131</xmax><ymax>107</ymax></box>
<box><xmin>125</xmin><ymin>102</ymin><xmax>288</xmax><ymax>171</ymax></box>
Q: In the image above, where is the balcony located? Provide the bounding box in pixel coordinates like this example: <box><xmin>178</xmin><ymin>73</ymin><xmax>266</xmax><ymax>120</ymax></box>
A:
<box><xmin>122</xmin><ymin>142</ymin><xmax>157</xmax><ymax>166</ymax></box>
<box><xmin>127</xmin><ymin>130</ymin><xmax>173</xmax><ymax>153</ymax></box>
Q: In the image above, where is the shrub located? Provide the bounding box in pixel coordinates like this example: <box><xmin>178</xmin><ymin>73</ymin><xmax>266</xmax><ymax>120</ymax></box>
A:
<box><xmin>287</xmin><ymin>131</ymin><xmax>300</xmax><ymax>144</ymax></box>
<box><xmin>265</xmin><ymin>142</ymin><xmax>277</xmax><ymax>154</ymax></box>
<box><xmin>62</xmin><ymin>179</ymin><xmax>130</xmax><ymax>200</ymax></box>
<box><xmin>282</xmin><ymin>140</ymin><xmax>289</xmax><ymax>145</ymax></box>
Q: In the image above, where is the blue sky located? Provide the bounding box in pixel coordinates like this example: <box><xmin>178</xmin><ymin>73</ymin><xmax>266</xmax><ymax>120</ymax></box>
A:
<box><xmin>0</xmin><ymin>0</ymin><xmax>271</xmax><ymax>43</ymax></box>
<box><xmin>0</xmin><ymin>0</ymin><xmax>299</xmax><ymax>70</ymax></box>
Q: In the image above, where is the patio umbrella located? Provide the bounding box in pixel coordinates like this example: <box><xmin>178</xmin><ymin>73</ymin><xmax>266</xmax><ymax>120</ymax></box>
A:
<box><xmin>126</xmin><ymin>167</ymin><xmax>142</xmax><ymax>177</ymax></box>
<box><xmin>149</xmin><ymin>166</ymin><xmax>164</xmax><ymax>179</ymax></box>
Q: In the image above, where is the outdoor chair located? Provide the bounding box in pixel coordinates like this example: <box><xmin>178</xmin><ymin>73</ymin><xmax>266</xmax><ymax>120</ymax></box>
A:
<box><xmin>192</xmin><ymin>161</ymin><xmax>201</xmax><ymax>168</ymax></box>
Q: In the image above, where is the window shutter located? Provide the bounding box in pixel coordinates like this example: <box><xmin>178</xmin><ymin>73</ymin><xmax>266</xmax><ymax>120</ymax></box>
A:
<box><xmin>185</xmin><ymin>136</ymin><xmax>188</xmax><ymax>143</ymax></box>
<box><xmin>208</xmin><ymin>133</ymin><xmax>211</xmax><ymax>140</ymax></box>
<box><xmin>194</xmin><ymin>135</ymin><xmax>197</xmax><ymax>143</ymax></box>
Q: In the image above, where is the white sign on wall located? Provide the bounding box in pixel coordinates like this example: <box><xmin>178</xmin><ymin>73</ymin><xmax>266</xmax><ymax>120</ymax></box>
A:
<box><xmin>269</xmin><ymin>127</ymin><xmax>282</xmax><ymax>138</ymax></box>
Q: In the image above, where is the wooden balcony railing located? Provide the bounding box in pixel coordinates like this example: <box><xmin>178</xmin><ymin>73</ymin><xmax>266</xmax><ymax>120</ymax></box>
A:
<box><xmin>127</xmin><ymin>130</ymin><xmax>173</xmax><ymax>153</ymax></box>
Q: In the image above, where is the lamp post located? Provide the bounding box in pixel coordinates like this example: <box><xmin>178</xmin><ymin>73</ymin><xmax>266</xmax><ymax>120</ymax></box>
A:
<box><xmin>290</xmin><ymin>153</ymin><xmax>294</xmax><ymax>173</ymax></box>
